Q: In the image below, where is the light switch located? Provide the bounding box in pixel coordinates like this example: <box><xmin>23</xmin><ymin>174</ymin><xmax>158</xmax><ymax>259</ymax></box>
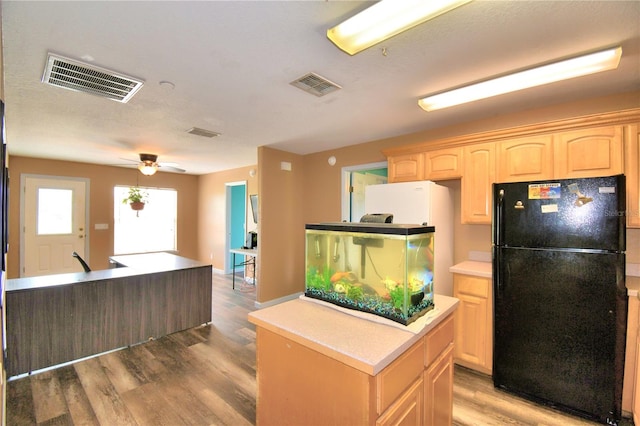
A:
<box><xmin>280</xmin><ymin>161</ymin><xmax>292</xmax><ymax>171</ymax></box>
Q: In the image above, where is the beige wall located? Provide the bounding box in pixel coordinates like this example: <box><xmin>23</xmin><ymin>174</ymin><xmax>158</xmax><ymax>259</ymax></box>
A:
<box><xmin>255</xmin><ymin>90</ymin><xmax>640</xmax><ymax>304</ymax></box>
<box><xmin>256</xmin><ymin>147</ymin><xmax>305</xmax><ymax>302</ymax></box>
<box><xmin>7</xmin><ymin>156</ymin><xmax>199</xmax><ymax>277</ymax></box>
<box><xmin>196</xmin><ymin>165</ymin><xmax>257</xmax><ymax>270</ymax></box>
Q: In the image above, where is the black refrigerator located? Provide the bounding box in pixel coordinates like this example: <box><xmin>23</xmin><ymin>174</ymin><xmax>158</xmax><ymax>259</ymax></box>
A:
<box><xmin>492</xmin><ymin>175</ymin><xmax>627</xmax><ymax>425</ymax></box>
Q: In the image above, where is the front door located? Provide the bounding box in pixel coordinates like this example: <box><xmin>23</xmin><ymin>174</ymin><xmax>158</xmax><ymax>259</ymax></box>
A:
<box><xmin>22</xmin><ymin>176</ymin><xmax>88</xmax><ymax>277</ymax></box>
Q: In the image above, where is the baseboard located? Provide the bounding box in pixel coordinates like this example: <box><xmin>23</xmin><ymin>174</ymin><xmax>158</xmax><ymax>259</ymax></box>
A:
<box><xmin>254</xmin><ymin>292</ymin><xmax>303</xmax><ymax>309</ymax></box>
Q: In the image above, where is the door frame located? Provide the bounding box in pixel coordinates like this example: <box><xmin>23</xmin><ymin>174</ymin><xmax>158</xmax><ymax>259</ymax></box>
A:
<box><xmin>341</xmin><ymin>161</ymin><xmax>388</xmax><ymax>222</ymax></box>
<box><xmin>20</xmin><ymin>174</ymin><xmax>90</xmax><ymax>277</ymax></box>
<box><xmin>224</xmin><ymin>180</ymin><xmax>247</xmax><ymax>274</ymax></box>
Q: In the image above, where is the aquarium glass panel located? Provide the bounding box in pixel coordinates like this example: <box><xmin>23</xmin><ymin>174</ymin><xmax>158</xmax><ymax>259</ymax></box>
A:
<box><xmin>304</xmin><ymin>223</ymin><xmax>435</xmax><ymax>325</ymax></box>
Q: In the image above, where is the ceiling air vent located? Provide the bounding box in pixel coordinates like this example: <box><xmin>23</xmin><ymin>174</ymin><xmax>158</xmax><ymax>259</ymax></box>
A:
<box><xmin>187</xmin><ymin>127</ymin><xmax>220</xmax><ymax>138</ymax></box>
<box><xmin>42</xmin><ymin>53</ymin><xmax>144</xmax><ymax>103</ymax></box>
<box><xmin>290</xmin><ymin>72</ymin><xmax>341</xmax><ymax>97</ymax></box>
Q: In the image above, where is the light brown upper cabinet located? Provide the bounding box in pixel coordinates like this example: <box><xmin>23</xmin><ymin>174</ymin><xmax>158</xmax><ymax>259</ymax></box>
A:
<box><xmin>388</xmin><ymin>153</ymin><xmax>425</xmax><ymax>183</ymax></box>
<box><xmin>424</xmin><ymin>147</ymin><xmax>463</xmax><ymax>181</ymax></box>
<box><xmin>626</xmin><ymin>124</ymin><xmax>640</xmax><ymax>228</ymax></box>
<box><xmin>554</xmin><ymin>125</ymin><xmax>624</xmax><ymax>178</ymax></box>
<box><xmin>462</xmin><ymin>143</ymin><xmax>495</xmax><ymax>224</ymax></box>
<box><xmin>497</xmin><ymin>135</ymin><xmax>553</xmax><ymax>183</ymax></box>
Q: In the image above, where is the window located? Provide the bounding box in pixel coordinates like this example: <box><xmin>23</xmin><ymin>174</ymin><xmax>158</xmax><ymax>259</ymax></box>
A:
<box><xmin>114</xmin><ymin>186</ymin><xmax>177</xmax><ymax>255</ymax></box>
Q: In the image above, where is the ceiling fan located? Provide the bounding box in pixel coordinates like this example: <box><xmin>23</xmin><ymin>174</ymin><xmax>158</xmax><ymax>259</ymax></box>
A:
<box><xmin>121</xmin><ymin>153</ymin><xmax>186</xmax><ymax>176</ymax></box>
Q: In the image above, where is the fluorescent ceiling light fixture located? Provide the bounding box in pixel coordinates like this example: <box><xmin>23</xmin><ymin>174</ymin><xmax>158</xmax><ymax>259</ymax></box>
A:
<box><xmin>418</xmin><ymin>46</ymin><xmax>622</xmax><ymax>112</ymax></box>
<box><xmin>327</xmin><ymin>0</ymin><xmax>472</xmax><ymax>55</ymax></box>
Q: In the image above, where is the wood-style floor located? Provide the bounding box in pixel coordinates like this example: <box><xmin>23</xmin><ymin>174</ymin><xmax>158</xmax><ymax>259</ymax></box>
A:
<box><xmin>6</xmin><ymin>272</ymin><xmax>631</xmax><ymax>425</ymax></box>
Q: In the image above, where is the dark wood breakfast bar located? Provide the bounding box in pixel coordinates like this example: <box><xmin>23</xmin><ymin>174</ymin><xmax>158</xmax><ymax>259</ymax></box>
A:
<box><xmin>5</xmin><ymin>252</ymin><xmax>212</xmax><ymax>377</ymax></box>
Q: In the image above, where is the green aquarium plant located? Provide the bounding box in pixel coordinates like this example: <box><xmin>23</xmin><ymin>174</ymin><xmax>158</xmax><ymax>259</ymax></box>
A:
<box><xmin>306</xmin><ymin>267</ymin><xmax>323</xmax><ymax>289</ymax></box>
<box><xmin>306</xmin><ymin>266</ymin><xmax>334</xmax><ymax>291</ymax></box>
<box><xmin>321</xmin><ymin>267</ymin><xmax>334</xmax><ymax>291</ymax></box>
<box><xmin>346</xmin><ymin>285</ymin><xmax>364</xmax><ymax>301</ymax></box>
<box><xmin>388</xmin><ymin>286</ymin><xmax>407</xmax><ymax>310</ymax></box>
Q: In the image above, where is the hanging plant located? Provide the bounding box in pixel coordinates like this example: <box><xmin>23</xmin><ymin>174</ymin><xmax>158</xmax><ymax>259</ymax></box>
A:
<box><xmin>122</xmin><ymin>186</ymin><xmax>149</xmax><ymax>211</ymax></box>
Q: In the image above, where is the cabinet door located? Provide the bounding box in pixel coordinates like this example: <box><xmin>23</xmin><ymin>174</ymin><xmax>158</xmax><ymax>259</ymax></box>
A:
<box><xmin>377</xmin><ymin>378</ymin><xmax>424</xmax><ymax>426</ymax></box>
<box><xmin>462</xmin><ymin>143</ymin><xmax>495</xmax><ymax>224</ymax></box>
<box><xmin>626</xmin><ymin>124</ymin><xmax>640</xmax><ymax>228</ymax></box>
<box><xmin>554</xmin><ymin>125</ymin><xmax>623</xmax><ymax>178</ymax></box>
<box><xmin>497</xmin><ymin>135</ymin><xmax>553</xmax><ymax>182</ymax></box>
<box><xmin>453</xmin><ymin>274</ymin><xmax>492</xmax><ymax>374</ymax></box>
<box><xmin>424</xmin><ymin>345</ymin><xmax>454</xmax><ymax>426</ymax></box>
<box><xmin>388</xmin><ymin>154</ymin><xmax>425</xmax><ymax>183</ymax></box>
<box><xmin>425</xmin><ymin>147</ymin><xmax>463</xmax><ymax>181</ymax></box>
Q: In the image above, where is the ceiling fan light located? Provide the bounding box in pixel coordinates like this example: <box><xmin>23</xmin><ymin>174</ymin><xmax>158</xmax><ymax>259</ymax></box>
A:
<box><xmin>327</xmin><ymin>0</ymin><xmax>472</xmax><ymax>55</ymax></box>
<box><xmin>418</xmin><ymin>46</ymin><xmax>622</xmax><ymax>112</ymax></box>
<box><xmin>138</xmin><ymin>162</ymin><xmax>158</xmax><ymax>176</ymax></box>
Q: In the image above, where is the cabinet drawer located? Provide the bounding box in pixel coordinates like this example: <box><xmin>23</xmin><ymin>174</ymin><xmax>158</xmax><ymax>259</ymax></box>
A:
<box><xmin>455</xmin><ymin>275</ymin><xmax>489</xmax><ymax>298</ymax></box>
<box><xmin>425</xmin><ymin>314</ymin><xmax>454</xmax><ymax>366</ymax></box>
<box><xmin>377</xmin><ymin>339</ymin><xmax>424</xmax><ymax>414</ymax></box>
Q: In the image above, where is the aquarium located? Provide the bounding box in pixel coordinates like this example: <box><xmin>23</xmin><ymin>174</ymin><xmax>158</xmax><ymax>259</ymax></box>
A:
<box><xmin>305</xmin><ymin>223</ymin><xmax>435</xmax><ymax>326</ymax></box>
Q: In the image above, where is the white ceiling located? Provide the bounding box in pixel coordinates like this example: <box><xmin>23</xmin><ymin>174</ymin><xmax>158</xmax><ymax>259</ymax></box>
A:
<box><xmin>2</xmin><ymin>1</ymin><xmax>639</xmax><ymax>175</ymax></box>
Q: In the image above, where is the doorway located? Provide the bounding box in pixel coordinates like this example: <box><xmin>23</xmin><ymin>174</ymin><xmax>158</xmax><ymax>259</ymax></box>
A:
<box><xmin>225</xmin><ymin>181</ymin><xmax>247</xmax><ymax>274</ymax></box>
<box><xmin>21</xmin><ymin>175</ymin><xmax>89</xmax><ymax>277</ymax></box>
<box><xmin>341</xmin><ymin>162</ymin><xmax>388</xmax><ymax>222</ymax></box>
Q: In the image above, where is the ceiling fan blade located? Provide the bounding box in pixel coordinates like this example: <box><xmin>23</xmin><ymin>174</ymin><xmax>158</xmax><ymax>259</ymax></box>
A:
<box><xmin>118</xmin><ymin>157</ymin><xmax>139</xmax><ymax>163</ymax></box>
<box><xmin>159</xmin><ymin>164</ymin><xmax>186</xmax><ymax>173</ymax></box>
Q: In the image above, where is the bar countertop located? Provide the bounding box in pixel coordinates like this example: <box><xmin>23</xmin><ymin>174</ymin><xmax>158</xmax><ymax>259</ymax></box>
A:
<box><xmin>7</xmin><ymin>252</ymin><xmax>210</xmax><ymax>292</ymax></box>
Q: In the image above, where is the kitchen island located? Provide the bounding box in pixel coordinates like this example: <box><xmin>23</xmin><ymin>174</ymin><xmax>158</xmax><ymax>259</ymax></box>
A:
<box><xmin>5</xmin><ymin>252</ymin><xmax>212</xmax><ymax>377</ymax></box>
<box><xmin>248</xmin><ymin>294</ymin><xmax>459</xmax><ymax>425</ymax></box>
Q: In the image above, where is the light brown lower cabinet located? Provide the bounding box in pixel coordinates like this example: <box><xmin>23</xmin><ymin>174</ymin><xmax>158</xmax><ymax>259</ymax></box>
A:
<box><xmin>424</xmin><ymin>344</ymin><xmax>454</xmax><ymax>425</ymax></box>
<box><xmin>634</xmin><ymin>328</ymin><xmax>640</xmax><ymax>426</ymax></box>
<box><xmin>255</xmin><ymin>313</ymin><xmax>454</xmax><ymax>426</ymax></box>
<box><xmin>453</xmin><ymin>274</ymin><xmax>493</xmax><ymax>375</ymax></box>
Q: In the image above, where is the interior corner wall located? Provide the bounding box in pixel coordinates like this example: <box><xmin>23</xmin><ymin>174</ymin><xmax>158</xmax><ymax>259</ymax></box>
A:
<box><xmin>196</xmin><ymin>165</ymin><xmax>257</xmax><ymax>270</ymax></box>
<box><xmin>256</xmin><ymin>146</ymin><xmax>304</xmax><ymax>303</ymax></box>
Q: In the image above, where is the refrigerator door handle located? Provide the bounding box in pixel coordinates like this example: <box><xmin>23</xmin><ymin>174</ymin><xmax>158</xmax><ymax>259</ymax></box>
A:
<box><xmin>496</xmin><ymin>189</ymin><xmax>504</xmax><ymax>247</ymax></box>
<box><xmin>494</xmin><ymin>189</ymin><xmax>504</xmax><ymax>295</ymax></box>
<box><xmin>494</xmin><ymin>247</ymin><xmax>501</xmax><ymax>296</ymax></box>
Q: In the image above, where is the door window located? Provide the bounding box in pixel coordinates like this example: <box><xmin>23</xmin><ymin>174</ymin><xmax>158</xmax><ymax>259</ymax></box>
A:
<box><xmin>37</xmin><ymin>188</ymin><xmax>73</xmax><ymax>235</ymax></box>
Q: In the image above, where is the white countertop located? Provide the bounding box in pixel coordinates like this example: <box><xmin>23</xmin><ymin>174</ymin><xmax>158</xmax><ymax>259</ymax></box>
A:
<box><xmin>626</xmin><ymin>276</ymin><xmax>640</xmax><ymax>297</ymax></box>
<box><xmin>449</xmin><ymin>260</ymin><xmax>492</xmax><ymax>278</ymax></box>
<box><xmin>248</xmin><ymin>294</ymin><xmax>459</xmax><ymax>376</ymax></box>
<box><xmin>449</xmin><ymin>260</ymin><xmax>640</xmax><ymax>297</ymax></box>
